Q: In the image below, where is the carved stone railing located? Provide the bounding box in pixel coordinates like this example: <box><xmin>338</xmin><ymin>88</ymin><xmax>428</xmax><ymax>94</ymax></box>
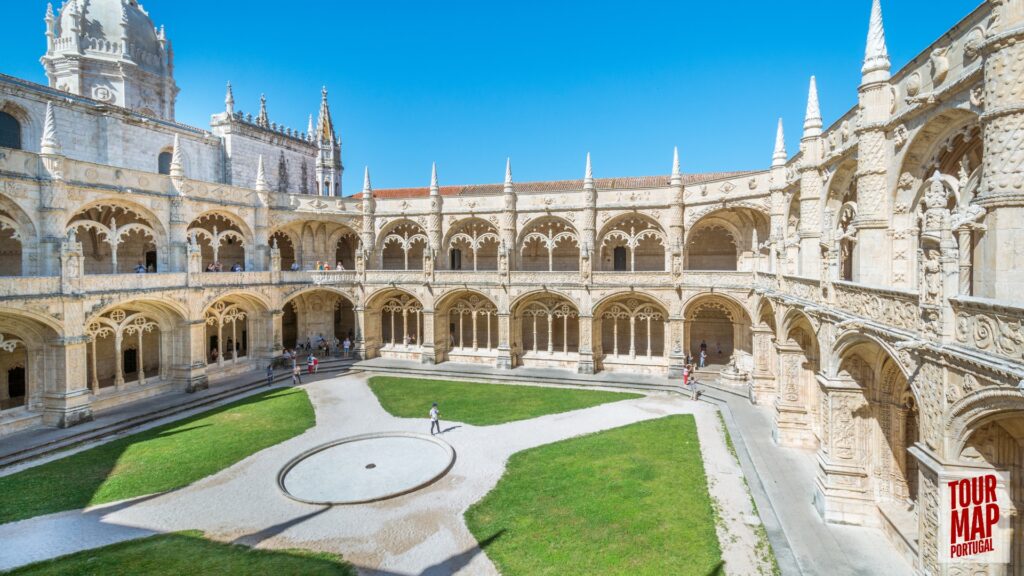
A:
<box><xmin>510</xmin><ymin>271</ymin><xmax>581</xmax><ymax>285</ymax></box>
<box><xmin>82</xmin><ymin>272</ymin><xmax>188</xmax><ymax>293</ymax></box>
<box><xmin>433</xmin><ymin>271</ymin><xmax>499</xmax><ymax>285</ymax></box>
<box><xmin>679</xmin><ymin>271</ymin><xmax>755</xmax><ymax>290</ymax></box>
<box><xmin>0</xmin><ymin>276</ymin><xmax>60</xmax><ymax>298</ymax></box>
<box><xmin>780</xmin><ymin>275</ymin><xmax>825</xmax><ymax>305</ymax></box>
<box><xmin>833</xmin><ymin>280</ymin><xmax>920</xmax><ymax>333</ymax></box>
<box><xmin>592</xmin><ymin>271</ymin><xmax>673</xmax><ymax>286</ymax></box>
<box><xmin>201</xmin><ymin>271</ymin><xmax>271</xmax><ymax>287</ymax></box>
<box><xmin>951</xmin><ymin>296</ymin><xmax>1024</xmax><ymax>365</ymax></box>
<box><xmin>309</xmin><ymin>270</ymin><xmax>358</xmax><ymax>285</ymax></box>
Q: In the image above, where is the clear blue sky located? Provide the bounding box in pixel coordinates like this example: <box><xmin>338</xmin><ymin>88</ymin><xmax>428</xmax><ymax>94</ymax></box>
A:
<box><xmin>1</xmin><ymin>0</ymin><xmax>978</xmax><ymax>193</ymax></box>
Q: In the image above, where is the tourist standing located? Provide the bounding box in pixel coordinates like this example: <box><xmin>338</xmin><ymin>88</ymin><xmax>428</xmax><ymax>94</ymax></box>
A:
<box><xmin>699</xmin><ymin>349</ymin><xmax>707</xmax><ymax>369</ymax></box>
<box><xmin>266</xmin><ymin>364</ymin><xmax>274</xmax><ymax>387</ymax></box>
<box><xmin>292</xmin><ymin>362</ymin><xmax>302</xmax><ymax>385</ymax></box>
<box><xmin>343</xmin><ymin>337</ymin><xmax>351</xmax><ymax>358</ymax></box>
<box><xmin>429</xmin><ymin>402</ymin><xmax>441</xmax><ymax>435</ymax></box>
<box><xmin>307</xmin><ymin>353</ymin><xmax>315</xmax><ymax>375</ymax></box>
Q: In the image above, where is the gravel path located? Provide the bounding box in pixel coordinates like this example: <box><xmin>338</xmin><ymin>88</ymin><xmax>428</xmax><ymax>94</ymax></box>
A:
<box><xmin>0</xmin><ymin>374</ymin><xmax>771</xmax><ymax>575</ymax></box>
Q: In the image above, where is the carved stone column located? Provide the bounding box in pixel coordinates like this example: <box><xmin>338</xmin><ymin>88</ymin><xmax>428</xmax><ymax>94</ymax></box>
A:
<box><xmin>42</xmin><ymin>334</ymin><xmax>93</xmax><ymax>428</ymax></box>
<box><xmin>750</xmin><ymin>324</ymin><xmax>776</xmax><ymax>405</ymax></box>
<box><xmin>813</xmin><ymin>371</ymin><xmax>873</xmax><ymax>526</ymax></box>
<box><xmin>269</xmin><ymin>309</ymin><xmax>284</xmax><ymax>358</ymax></box>
<box><xmin>496</xmin><ymin>312</ymin><xmax>512</xmax><ymax>370</ymax></box>
<box><xmin>772</xmin><ymin>341</ymin><xmax>816</xmax><ymax>449</ymax></box>
<box><xmin>420</xmin><ymin>309</ymin><xmax>436</xmax><ymax>365</ymax></box>
<box><xmin>175</xmin><ymin>319</ymin><xmax>209</xmax><ymax>393</ymax></box>
<box><xmin>577</xmin><ymin>314</ymin><xmax>594</xmax><ymax>375</ymax></box>
<box><xmin>666</xmin><ymin>317</ymin><xmax>686</xmax><ymax>379</ymax></box>
<box><xmin>353</xmin><ymin>304</ymin><xmax>370</xmax><ymax>360</ymax></box>
<box><xmin>974</xmin><ymin>0</ymin><xmax>1024</xmax><ymax>301</ymax></box>
<box><xmin>169</xmin><ymin>195</ymin><xmax>189</xmax><ymax>272</ymax></box>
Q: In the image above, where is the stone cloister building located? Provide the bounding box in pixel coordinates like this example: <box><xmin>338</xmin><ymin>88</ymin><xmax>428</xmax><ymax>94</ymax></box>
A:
<box><xmin>1</xmin><ymin>0</ymin><xmax>1023</xmax><ymax>573</ymax></box>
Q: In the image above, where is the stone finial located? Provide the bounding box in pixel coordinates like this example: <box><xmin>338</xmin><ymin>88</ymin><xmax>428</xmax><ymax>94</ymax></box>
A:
<box><xmin>773</xmin><ymin>118</ymin><xmax>787</xmax><ymax>167</ymax></box>
<box><xmin>45</xmin><ymin>2</ymin><xmax>54</xmax><ymax>19</ymax></box>
<box><xmin>41</xmin><ymin>101</ymin><xmax>62</xmax><ymax>155</ymax></box>
<box><xmin>804</xmin><ymin>76</ymin><xmax>822</xmax><ymax>137</ymax></box>
<box><xmin>225</xmin><ymin>81</ymin><xmax>234</xmax><ymax>114</ymax></box>
<box><xmin>307</xmin><ymin>114</ymin><xmax>315</xmax><ymax>142</ymax></box>
<box><xmin>255</xmin><ymin>155</ymin><xmax>269</xmax><ymax>192</ymax></box>
<box><xmin>671</xmin><ymin>147</ymin><xmax>681</xmax><ymax>186</ymax></box>
<box><xmin>362</xmin><ymin>166</ymin><xmax>372</xmax><ymax>196</ymax></box>
<box><xmin>504</xmin><ymin>157</ymin><xmax>513</xmax><ymax>193</ymax></box>
<box><xmin>256</xmin><ymin>94</ymin><xmax>269</xmax><ymax>128</ymax></box>
<box><xmin>862</xmin><ymin>0</ymin><xmax>891</xmax><ymax>82</ymax></box>
<box><xmin>430</xmin><ymin>162</ymin><xmax>439</xmax><ymax>195</ymax></box>
<box><xmin>584</xmin><ymin>152</ymin><xmax>593</xmax><ymax>183</ymax></box>
<box><xmin>170</xmin><ymin>134</ymin><xmax>185</xmax><ymax>178</ymax></box>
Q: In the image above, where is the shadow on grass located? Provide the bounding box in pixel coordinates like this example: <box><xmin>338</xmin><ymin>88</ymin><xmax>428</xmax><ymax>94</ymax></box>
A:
<box><xmin>705</xmin><ymin>561</ymin><xmax>725</xmax><ymax>576</ymax></box>
<box><xmin>0</xmin><ymin>387</ymin><xmax>312</xmax><ymax>525</ymax></box>
<box><xmin>6</xmin><ymin>531</ymin><xmax>356</xmax><ymax>576</ymax></box>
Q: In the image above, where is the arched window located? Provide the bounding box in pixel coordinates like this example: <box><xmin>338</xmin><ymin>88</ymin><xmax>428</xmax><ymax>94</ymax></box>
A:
<box><xmin>0</xmin><ymin>112</ymin><xmax>22</xmax><ymax>150</ymax></box>
<box><xmin>157</xmin><ymin>151</ymin><xmax>173</xmax><ymax>175</ymax></box>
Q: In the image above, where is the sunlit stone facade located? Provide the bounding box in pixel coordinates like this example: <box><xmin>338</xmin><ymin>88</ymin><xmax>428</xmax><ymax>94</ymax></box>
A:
<box><xmin>1</xmin><ymin>0</ymin><xmax>1023</xmax><ymax>572</ymax></box>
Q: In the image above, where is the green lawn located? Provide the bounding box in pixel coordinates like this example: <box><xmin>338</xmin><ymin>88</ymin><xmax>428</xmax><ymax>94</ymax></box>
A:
<box><xmin>465</xmin><ymin>415</ymin><xmax>723</xmax><ymax>576</ymax></box>
<box><xmin>0</xmin><ymin>387</ymin><xmax>315</xmax><ymax>525</ymax></box>
<box><xmin>6</xmin><ymin>531</ymin><xmax>355</xmax><ymax>576</ymax></box>
<box><xmin>367</xmin><ymin>376</ymin><xmax>642</xmax><ymax>426</ymax></box>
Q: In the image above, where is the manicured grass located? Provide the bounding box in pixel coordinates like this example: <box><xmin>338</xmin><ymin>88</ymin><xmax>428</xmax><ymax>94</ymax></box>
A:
<box><xmin>0</xmin><ymin>387</ymin><xmax>315</xmax><ymax>525</ymax></box>
<box><xmin>367</xmin><ymin>376</ymin><xmax>642</xmax><ymax>426</ymax></box>
<box><xmin>465</xmin><ymin>415</ymin><xmax>723</xmax><ymax>576</ymax></box>
<box><xmin>6</xmin><ymin>531</ymin><xmax>355</xmax><ymax>576</ymax></box>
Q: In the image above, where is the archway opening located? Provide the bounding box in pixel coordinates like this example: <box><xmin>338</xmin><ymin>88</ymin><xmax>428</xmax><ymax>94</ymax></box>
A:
<box><xmin>513</xmin><ymin>295</ymin><xmax>579</xmax><ymax>369</ymax></box>
<box><xmin>0</xmin><ymin>210</ymin><xmax>23</xmax><ymax>277</ymax></box>
<box><xmin>520</xmin><ymin>219</ymin><xmax>580</xmax><ymax>272</ymax></box>
<box><xmin>271</xmin><ymin>231</ymin><xmax>297</xmax><ymax>271</ymax></box>
<box><xmin>69</xmin><ymin>204</ymin><xmax>161</xmax><ymax>274</ymax></box>
<box><xmin>189</xmin><ymin>213</ymin><xmax>246</xmax><ymax>272</ymax></box>
<box><xmin>599</xmin><ymin>216</ymin><xmax>667</xmax><ymax>272</ymax></box>
<box><xmin>596</xmin><ymin>297</ymin><xmax>667</xmax><ymax>375</ymax></box>
<box><xmin>381</xmin><ymin>222</ymin><xmax>427</xmax><ymax>271</ymax></box>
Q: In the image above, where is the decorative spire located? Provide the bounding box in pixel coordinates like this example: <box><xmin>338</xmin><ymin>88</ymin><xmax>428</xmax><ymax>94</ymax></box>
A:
<box><xmin>584</xmin><ymin>152</ymin><xmax>593</xmax><ymax>183</ymax></box>
<box><xmin>503</xmin><ymin>157</ymin><xmax>513</xmax><ymax>194</ymax></box>
<box><xmin>670</xmin><ymin>147</ymin><xmax>681</xmax><ymax>186</ymax></box>
<box><xmin>362</xmin><ymin>166</ymin><xmax>372</xmax><ymax>196</ymax></box>
<box><xmin>430</xmin><ymin>162</ymin><xmax>439</xmax><ymax>195</ymax></box>
<box><xmin>225</xmin><ymin>81</ymin><xmax>234</xmax><ymax>115</ymax></box>
<box><xmin>862</xmin><ymin>0</ymin><xmax>891</xmax><ymax>82</ymax></box>
<box><xmin>256</xmin><ymin>94</ymin><xmax>269</xmax><ymax>128</ymax></box>
<box><xmin>41</xmin><ymin>101</ymin><xmax>61</xmax><ymax>155</ymax></box>
<box><xmin>255</xmin><ymin>155</ymin><xmax>269</xmax><ymax>192</ymax></box>
<box><xmin>170</xmin><ymin>134</ymin><xmax>185</xmax><ymax>178</ymax></box>
<box><xmin>315</xmin><ymin>86</ymin><xmax>336</xmax><ymax>144</ymax></box>
<box><xmin>307</xmin><ymin>114</ymin><xmax>314</xmax><ymax>141</ymax></box>
<box><xmin>773</xmin><ymin>118</ymin><xmax>787</xmax><ymax>167</ymax></box>
<box><xmin>803</xmin><ymin>76</ymin><xmax>822</xmax><ymax>138</ymax></box>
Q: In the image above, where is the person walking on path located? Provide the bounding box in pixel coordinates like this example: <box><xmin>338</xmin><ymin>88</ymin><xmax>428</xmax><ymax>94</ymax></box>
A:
<box><xmin>292</xmin><ymin>362</ymin><xmax>302</xmax><ymax>385</ymax></box>
<box><xmin>429</xmin><ymin>402</ymin><xmax>441</xmax><ymax>435</ymax></box>
<box><xmin>687</xmin><ymin>364</ymin><xmax>700</xmax><ymax>400</ymax></box>
<box><xmin>266</xmin><ymin>364</ymin><xmax>274</xmax><ymax>387</ymax></box>
<box><xmin>312</xmin><ymin>355</ymin><xmax>320</xmax><ymax>374</ymax></box>
<box><xmin>307</xmin><ymin>353</ymin><xmax>315</xmax><ymax>375</ymax></box>
<box><xmin>682</xmin><ymin>363</ymin><xmax>690</xmax><ymax>390</ymax></box>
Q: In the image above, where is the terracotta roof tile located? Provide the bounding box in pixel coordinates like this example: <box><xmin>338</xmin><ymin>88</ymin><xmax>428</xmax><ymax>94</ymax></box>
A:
<box><xmin>352</xmin><ymin>170</ymin><xmax>759</xmax><ymax>199</ymax></box>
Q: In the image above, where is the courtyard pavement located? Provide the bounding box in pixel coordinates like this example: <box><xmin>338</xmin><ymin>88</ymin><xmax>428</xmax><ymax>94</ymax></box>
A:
<box><xmin>0</xmin><ymin>373</ymin><xmax>770</xmax><ymax>575</ymax></box>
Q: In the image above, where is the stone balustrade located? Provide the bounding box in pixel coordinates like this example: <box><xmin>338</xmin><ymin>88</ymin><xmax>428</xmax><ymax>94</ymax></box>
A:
<box><xmin>0</xmin><ymin>276</ymin><xmax>60</xmax><ymax>298</ymax></box>
<box><xmin>833</xmin><ymin>280</ymin><xmax>920</xmax><ymax>333</ymax></box>
<box><xmin>951</xmin><ymin>296</ymin><xmax>1024</xmax><ymax>365</ymax></box>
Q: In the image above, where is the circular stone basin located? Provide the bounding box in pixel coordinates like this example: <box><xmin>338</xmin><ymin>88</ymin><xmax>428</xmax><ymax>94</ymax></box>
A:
<box><xmin>277</xmin><ymin>432</ymin><xmax>455</xmax><ymax>505</ymax></box>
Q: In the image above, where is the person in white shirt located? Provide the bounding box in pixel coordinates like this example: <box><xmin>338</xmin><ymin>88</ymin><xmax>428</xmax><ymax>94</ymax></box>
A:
<box><xmin>429</xmin><ymin>402</ymin><xmax>441</xmax><ymax>435</ymax></box>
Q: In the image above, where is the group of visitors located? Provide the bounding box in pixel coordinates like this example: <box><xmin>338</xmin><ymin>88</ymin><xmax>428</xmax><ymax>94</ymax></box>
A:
<box><xmin>313</xmin><ymin>261</ymin><xmax>345</xmax><ymax>271</ymax></box>
<box><xmin>204</xmin><ymin>262</ymin><xmax>245</xmax><ymax>272</ymax></box>
<box><xmin>133</xmin><ymin>262</ymin><xmax>155</xmax><ymax>273</ymax></box>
